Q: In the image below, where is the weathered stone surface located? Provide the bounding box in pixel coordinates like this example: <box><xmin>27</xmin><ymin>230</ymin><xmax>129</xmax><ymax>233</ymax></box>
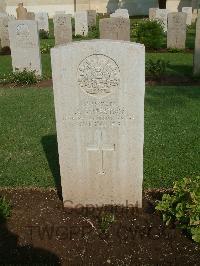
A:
<box><xmin>87</xmin><ymin>10</ymin><xmax>96</xmax><ymax>28</ymax></box>
<box><xmin>27</xmin><ymin>12</ymin><xmax>35</xmax><ymax>20</ymax></box>
<box><xmin>51</xmin><ymin>40</ymin><xmax>145</xmax><ymax>207</ymax></box>
<box><xmin>155</xmin><ymin>9</ymin><xmax>168</xmax><ymax>32</ymax></box>
<box><xmin>53</xmin><ymin>14</ymin><xmax>72</xmax><ymax>45</ymax></box>
<box><xmin>99</xmin><ymin>17</ymin><xmax>130</xmax><ymax>41</ymax></box>
<box><xmin>74</xmin><ymin>11</ymin><xmax>88</xmax><ymax>36</ymax></box>
<box><xmin>110</xmin><ymin>8</ymin><xmax>129</xmax><ymax>19</ymax></box>
<box><xmin>16</xmin><ymin>3</ymin><xmax>28</xmax><ymax>20</ymax></box>
<box><xmin>35</xmin><ymin>12</ymin><xmax>49</xmax><ymax>31</ymax></box>
<box><xmin>8</xmin><ymin>20</ymin><xmax>42</xmax><ymax>75</ymax></box>
<box><xmin>0</xmin><ymin>15</ymin><xmax>15</xmax><ymax>48</ymax></box>
<box><xmin>167</xmin><ymin>12</ymin><xmax>187</xmax><ymax>49</ymax></box>
<box><xmin>149</xmin><ymin>8</ymin><xmax>158</xmax><ymax>20</ymax></box>
<box><xmin>182</xmin><ymin>7</ymin><xmax>192</xmax><ymax>25</ymax></box>
<box><xmin>194</xmin><ymin>16</ymin><xmax>200</xmax><ymax>75</ymax></box>
<box><xmin>0</xmin><ymin>0</ymin><xmax>6</xmax><ymax>13</ymax></box>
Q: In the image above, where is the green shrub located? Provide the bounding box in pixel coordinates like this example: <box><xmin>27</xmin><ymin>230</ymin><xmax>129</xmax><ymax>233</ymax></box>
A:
<box><xmin>0</xmin><ymin>69</ymin><xmax>39</xmax><ymax>86</ymax></box>
<box><xmin>39</xmin><ymin>29</ymin><xmax>49</xmax><ymax>39</ymax></box>
<box><xmin>88</xmin><ymin>26</ymin><xmax>99</xmax><ymax>39</ymax></box>
<box><xmin>146</xmin><ymin>59</ymin><xmax>169</xmax><ymax>79</ymax></box>
<box><xmin>167</xmin><ymin>48</ymin><xmax>184</xmax><ymax>53</ymax></box>
<box><xmin>156</xmin><ymin>176</ymin><xmax>200</xmax><ymax>244</ymax></box>
<box><xmin>134</xmin><ymin>19</ymin><xmax>164</xmax><ymax>49</ymax></box>
<box><xmin>99</xmin><ymin>212</ymin><xmax>115</xmax><ymax>233</ymax></box>
<box><xmin>0</xmin><ymin>197</ymin><xmax>11</xmax><ymax>221</ymax></box>
<box><xmin>40</xmin><ymin>43</ymin><xmax>53</xmax><ymax>54</ymax></box>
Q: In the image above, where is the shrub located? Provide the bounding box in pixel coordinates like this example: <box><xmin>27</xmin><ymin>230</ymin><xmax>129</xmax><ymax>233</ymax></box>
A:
<box><xmin>40</xmin><ymin>43</ymin><xmax>53</xmax><ymax>54</ymax></box>
<box><xmin>0</xmin><ymin>69</ymin><xmax>39</xmax><ymax>86</ymax></box>
<box><xmin>0</xmin><ymin>197</ymin><xmax>11</xmax><ymax>222</ymax></box>
<box><xmin>39</xmin><ymin>29</ymin><xmax>49</xmax><ymax>39</ymax></box>
<box><xmin>88</xmin><ymin>26</ymin><xmax>99</xmax><ymax>39</ymax></box>
<box><xmin>167</xmin><ymin>48</ymin><xmax>184</xmax><ymax>53</ymax></box>
<box><xmin>146</xmin><ymin>59</ymin><xmax>169</xmax><ymax>79</ymax></box>
<box><xmin>134</xmin><ymin>19</ymin><xmax>164</xmax><ymax>49</ymax></box>
<box><xmin>156</xmin><ymin>176</ymin><xmax>200</xmax><ymax>243</ymax></box>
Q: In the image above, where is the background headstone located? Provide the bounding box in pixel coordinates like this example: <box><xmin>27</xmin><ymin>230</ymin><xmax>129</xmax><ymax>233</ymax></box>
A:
<box><xmin>155</xmin><ymin>9</ymin><xmax>168</xmax><ymax>32</ymax></box>
<box><xmin>0</xmin><ymin>0</ymin><xmax>7</xmax><ymax>13</ymax></box>
<box><xmin>53</xmin><ymin>14</ymin><xmax>72</xmax><ymax>45</ymax></box>
<box><xmin>74</xmin><ymin>11</ymin><xmax>88</xmax><ymax>36</ymax></box>
<box><xmin>87</xmin><ymin>10</ymin><xmax>96</xmax><ymax>28</ymax></box>
<box><xmin>182</xmin><ymin>7</ymin><xmax>192</xmax><ymax>25</ymax></box>
<box><xmin>55</xmin><ymin>11</ymin><xmax>66</xmax><ymax>15</ymax></box>
<box><xmin>149</xmin><ymin>8</ymin><xmax>158</xmax><ymax>20</ymax></box>
<box><xmin>100</xmin><ymin>17</ymin><xmax>130</xmax><ymax>41</ymax></box>
<box><xmin>8</xmin><ymin>20</ymin><xmax>42</xmax><ymax>75</ymax></box>
<box><xmin>27</xmin><ymin>12</ymin><xmax>35</xmax><ymax>20</ymax></box>
<box><xmin>51</xmin><ymin>40</ymin><xmax>145</xmax><ymax>207</ymax></box>
<box><xmin>16</xmin><ymin>3</ymin><xmax>28</xmax><ymax>20</ymax></box>
<box><xmin>110</xmin><ymin>9</ymin><xmax>129</xmax><ymax>19</ymax></box>
<box><xmin>35</xmin><ymin>12</ymin><xmax>49</xmax><ymax>32</ymax></box>
<box><xmin>0</xmin><ymin>15</ymin><xmax>15</xmax><ymax>48</ymax></box>
<box><xmin>167</xmin><ymin>12</ymin><xmax>187</xmax><ymax>49</ymax></box>
<box><xmin>194</xmin><ymin>16</ymin><xmax>200</xmax><ymax>75</ymax></box>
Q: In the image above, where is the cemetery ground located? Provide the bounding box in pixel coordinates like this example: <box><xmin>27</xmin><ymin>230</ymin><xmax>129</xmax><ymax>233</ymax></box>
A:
<box><xmin>0</xmin><ymin>17</ymin><xmax>200</xmax><ymax>264</ymax></box>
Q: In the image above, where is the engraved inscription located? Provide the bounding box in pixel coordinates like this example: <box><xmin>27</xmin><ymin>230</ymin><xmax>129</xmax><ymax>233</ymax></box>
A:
<box><xmin>15</xmin><ymin>23</ymin><xmax>35</xmax><ymax>48</ymax></box>
<box><xmin>78</xmin><ymin>54</ymin><xmax>120</xmax><ymax>96</ymax></box>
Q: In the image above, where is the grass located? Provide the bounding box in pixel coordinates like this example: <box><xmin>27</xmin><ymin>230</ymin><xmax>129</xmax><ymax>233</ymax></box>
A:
<box><xmin>0</xmin><ymin>86</ymin><xmax>199</xmax><ymax>188</ymax></box>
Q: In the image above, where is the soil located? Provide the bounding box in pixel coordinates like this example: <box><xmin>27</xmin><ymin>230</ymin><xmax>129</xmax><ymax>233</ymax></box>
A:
<box><xmin>0</xmin><ymin>188</ymin><xmax>200</xmax><ymax>265</ymax></box>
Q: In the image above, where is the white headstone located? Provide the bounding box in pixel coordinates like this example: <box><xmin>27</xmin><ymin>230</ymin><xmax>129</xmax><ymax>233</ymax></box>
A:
<box><xmin>0</xmin><ymin>15</ymin><xmax>15</xmax><ymax>48</ymax></box>
<box><xmin>74</xmin><ymin>11</ymin><xmax>88</xmax><ymax>36</ymax></box>
<box><xmin>8</xmin><ymin>20</ymin><xmax>42</xmax><ymax>75</ymax></box>
<box><xmin>110</xmin><ymin>8</ymin><xmax>129</xmax><ymax>19</ymax></box>
<box><xmin>35</xmin><ymin>12</ymin><xmax>49</xmax><ymax>32</ymax></box>
<box><xmin>53</xmin><ymin>14</ymin><xmax>72</xmax><ymax>45</ymax></box>
<box><xmin>167</xmin><ymin>12</ymin><xmax>187</xmax><ymax>49</ymax></box>
<box><xmin>155</xmin><ymin>9</ymin><xmax>168</xmax><ymax>32</ymax></box>
<box><xmin>194</xmin><ymin>16</ymin><xmax>200</xmax><ymax>75</ymax></box>
<box><xmin>149</xmin><ymin>8</ymin><xmax>158</xmax><ymax>20</ymax></box>
<box><xmin>51</xmin><ymin>40</ymin><xmax>145</xmax><ymax>207</ymax></box>
<box><xmin>87</xmin><ymin>10</ymin><xmax>96</xmax><ymax>28</ymax></box>
<box><xmin>182</xmin><ymin>7</ymin><xmax>192</xmax><ymax>25</ymax></box>
<box><xmin>0</xmin><ymin>0</ymin><xmax>6</xmax><ymax>13</ymax></box>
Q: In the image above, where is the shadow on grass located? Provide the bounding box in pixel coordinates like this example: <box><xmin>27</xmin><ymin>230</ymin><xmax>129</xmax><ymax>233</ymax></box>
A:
<box><xmin>0</xmin><ymin>212</ymin><xmax>60</xmax><ymax>264</ymax></box>
<box><xmin>41</xmin><ymin>135</ymin><xmax>62</xmax><ymax>200</ymax></box>
<box><xmin>167</xmin><ymin>63</ymin><xmax>193</xmax><ymax>77</ymax></box>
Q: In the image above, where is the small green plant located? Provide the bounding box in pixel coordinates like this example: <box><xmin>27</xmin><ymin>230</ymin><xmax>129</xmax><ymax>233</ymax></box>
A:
<box><xmin>0</xmin><ymin>69</ymin><xmax>39</xmax><ymax>86</ymax></box>
<box><xmin>88</xmin><ymin>26</ymin><xmax>99</xmax><ymax>39</ymax></box>
<box><xmin>39</xmin><ymin>29</ymin><xmax>49</xmax><ymax>39</ymax></box>
<box><xmin>99</xmin><ymin>212</ymin><xmax>115</xmax><ymax>233</ymax></box>
<box><xmin>156</xmin><ymin>176</ymin><xmax>200</xmax><ymax>243</ymax></box>
<box><xmin>134</xmin><ymin>19</ymin><xmax>164</xmax><ymax>49</ymax></box>
<box><xmin>40</xmin><ymin>43</ymin><xmax>53</xmax><ymax>54</ymax></box>
<box><xmin>146</xmin><ymin>59</ymin><xmax>169</xmax><ymax>79</ymax></box>
<box><xmin>0</xmin><ymin>196</ymin><xmax>11</xmax><ymax>221</ymax></box>
<box><xmin>167</xmin><ymin>48</ymin><xmax>184</xmax><ymax>53</ymax></box>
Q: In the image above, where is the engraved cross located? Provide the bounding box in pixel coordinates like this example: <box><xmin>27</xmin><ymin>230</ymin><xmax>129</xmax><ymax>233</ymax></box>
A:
<box><xmin>87</xmin><ymin>130</ymin><xmax>115</xmax><ymax>175</ymax></box>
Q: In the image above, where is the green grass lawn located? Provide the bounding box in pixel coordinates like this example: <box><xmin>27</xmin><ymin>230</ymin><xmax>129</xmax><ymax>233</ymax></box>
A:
<box><xmin>0</xmin><ymin>86</ymin><xmax>199</xmax><ymax>188</ymax></box>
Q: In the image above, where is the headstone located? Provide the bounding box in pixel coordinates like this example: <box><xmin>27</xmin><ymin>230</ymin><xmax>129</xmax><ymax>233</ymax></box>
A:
<box><xmin>0</xmin><ymin>0</ymin><xmax>6</xmax><ymax>13</ymax></box>
<box><xmin>167</xmin><ymin>12</ymin><xmax>187</xmax><ymax>49</ymax></box>
<box><xmin>194</xmin><ymin>17</ymin><xmax>200</xmax><ymax>75</ymax></box>
<box><xmin>16</xmin><ymin>3</ymin><xmax>28</xmax><ymax>20</ymax></box>
<box><xmin>53</xmin><ymin>14</ymin><xmax>72</xmax><ymax>45</ymax></box>
<box><xmin>155</xmin><ymin>9</ymin><xmax>168</xmax><ymax>32</ymax></box>
<box><xmin>35</xmin><ymin>12</ymin><xmax>49</xmax><ymax>32</ymax></box>
<box><xmin>51</xmin><ymin>40</ymin><xmax>145</xmax><ymax>207</ymax></box>
<box><xmin>182</xmin><ymin>7</ymin><xmax>192</xmax><ymax>25</ymax></box>
<box><xmin>149</xmin><ymin>8</ymin><xmax>158</xmax><ymax>20</ymax></box>
<box><xmin>110</xmin><ymin>9</ymin><xmax>129</xmax><ymax>19</ymax></box>
<box><xmin>192</xmin><ymin>9</ymin><xmax>198</xmax><ymax>23</ymax></box>
<box><xmin>0</xmin><ymin>15</ymin><xmax>15</xmax><ymax>48</ymax></box>
<box><xmin>100</xmin><ymin>17</ymin><xmax>130</xmax><ymax>41</ymax></box>
<box><xmin>8</xmin><ymin>20</ymin><xmax>42</xmax><ymax>75</ymax></box>
<box><xmin>87</xmin><ymin>10</ymin><xmax>96</xmax><ymax>28</ymax></box>
<box><xmin>27</xmin><ymin>12</ymin><xmax>35</xmax><ymax>20</ymax></box>
<box><xmin>74</xmin><ymin>11</ymin><xmax>88</xmax><ymax>36</ymax></box>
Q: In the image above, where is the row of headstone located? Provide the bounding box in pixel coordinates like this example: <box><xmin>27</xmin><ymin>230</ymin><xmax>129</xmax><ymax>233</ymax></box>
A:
<box><xmin>110</xmin><ymin>9</ymin><xmax>129</xmax><ymax>19</ymax></box>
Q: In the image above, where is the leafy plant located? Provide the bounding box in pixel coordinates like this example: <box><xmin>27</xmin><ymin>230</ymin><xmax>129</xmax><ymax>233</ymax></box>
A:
<box><xmin>99</xmin><ymin>212</ymin><xmax>115</xmax><ymax>233</ymax></box>
<box><xmin>0</xmin><ymin>197</ymin><xmax>11</xmax><ymax>221</ymax></box>
<box><xmin>0</xmin><ymin>69</ymin><xmax>40</xmax><ymax>86</ymax></box>
<box><xmin>134</xmin><ymin>19</ymin><xmax>164</xmax><ymax>49</ymax></box>
<box><xmin>39</xmin><ymin>29</ymin><xmax>49</xmax><ymax>39</ymax></box>
<box><xmin>156</xmin><ymin>176</ymin><xmax>200</xmax><ymax>243</ymax></box>
<box><xmin>40</xmin><ymin>43</ymin><xmax>53</xmax><ymax>54</ymax></box>
<box><xmin>146</xmin><ymin>59</ymin><xmax>169</xmax><ymax>79</ymax></box>
<box><xmin>88</xmin><ymin>26</ymin><xmax>99</xmax><ymax>39</ymax></box>
<box><xmin>167</xmin><ymin>48</ymin><xmax>184</xmax><ymax>53</ymax></box>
